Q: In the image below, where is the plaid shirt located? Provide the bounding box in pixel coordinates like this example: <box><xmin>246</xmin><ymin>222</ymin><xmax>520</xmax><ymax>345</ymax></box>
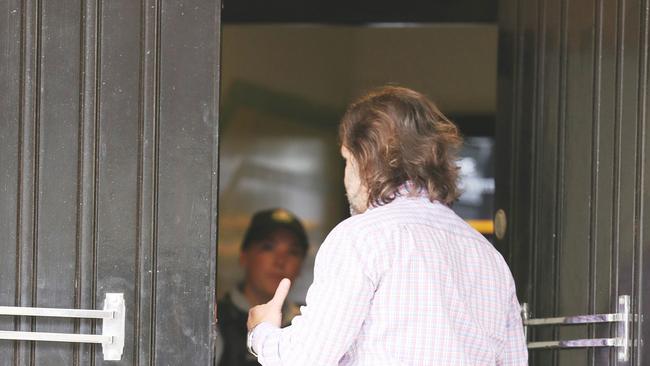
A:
<box><xmin>251</xmin><ymin>194</ymin><xmax>527</xmax><ymax>365</ymax></box>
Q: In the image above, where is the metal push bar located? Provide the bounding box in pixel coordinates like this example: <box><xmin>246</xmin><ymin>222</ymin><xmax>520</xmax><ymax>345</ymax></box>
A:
<box><xmin>0</xmin><ymin>293</ymin><xmax>125</xmax><ymax>361</ymax></box>
<box><xmin>522</xmin><ymin>295</ymin><xmax>631</xmax><ymax>362</ymax></box>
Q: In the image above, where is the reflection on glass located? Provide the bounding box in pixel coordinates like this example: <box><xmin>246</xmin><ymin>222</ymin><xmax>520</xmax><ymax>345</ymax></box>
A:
<box><xmin>453</xmin><ymin>137</ymin><xmax>495</xmax><ymax>236</ymax></box>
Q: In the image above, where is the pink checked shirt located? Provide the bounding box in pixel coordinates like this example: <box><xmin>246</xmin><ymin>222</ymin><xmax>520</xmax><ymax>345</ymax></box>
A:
<box><xmin>251</xmin><ymin>194</ymin><xmax>528</xmax><ymax>365</ymax></box>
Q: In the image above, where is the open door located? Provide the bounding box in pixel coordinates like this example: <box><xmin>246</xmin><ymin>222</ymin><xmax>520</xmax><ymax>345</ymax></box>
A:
<box><xmin>497</xmin><ymin>0</ymin><xmax>649</xmax><ymax>364</ymax></box>
<box><xmin>0</xmin><ymin>0</ymin><xmax>220</xmax><ymax>364</ymax></box>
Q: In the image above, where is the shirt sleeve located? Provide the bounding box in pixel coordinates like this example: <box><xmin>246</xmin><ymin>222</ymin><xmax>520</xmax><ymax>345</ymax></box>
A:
<box><xmin>497</xmin><ymin>276</ymin><xmax>528</xmax><ymax>365</ymax></box>
<box><xmin>251</xmin><ymin>223</ymin><xmax>376</xmax><ymax>366</ymax></box>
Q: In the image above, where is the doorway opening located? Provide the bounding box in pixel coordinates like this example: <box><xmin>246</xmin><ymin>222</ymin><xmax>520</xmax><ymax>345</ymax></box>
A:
<box><xmin>217</xmin><ymin>2</ymin><xmax>499</xmax><ymax>305</ymax></box>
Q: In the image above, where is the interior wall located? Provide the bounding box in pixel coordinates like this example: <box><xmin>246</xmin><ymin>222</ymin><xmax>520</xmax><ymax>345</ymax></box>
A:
<box><xmin>351</xmin><ymin>26</ymin><xmax>497</xmax><ymax>114</ymax></box>
<box><xmin>222</xmin><ymin>24</ymin><xmax>497</xmax><ymax>113</ymax></box>
<box><xmin>221</xmin><ymin>25</ymin><xmax>354</xmax><ymax>109</ymax></box>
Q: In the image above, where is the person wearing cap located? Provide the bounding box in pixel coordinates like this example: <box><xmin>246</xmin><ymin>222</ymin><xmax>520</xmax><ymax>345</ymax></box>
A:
<box><xmin>216</xmin><ymin>208</ymin><xmax>309</xmax><ymax>366</ymax></box>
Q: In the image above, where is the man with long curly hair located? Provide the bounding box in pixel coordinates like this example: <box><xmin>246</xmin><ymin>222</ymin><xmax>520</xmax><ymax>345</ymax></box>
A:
<box><xmin>246</xmin><ymin>86</ymin><xmax>528</xmax><ymax>365</ymax></box>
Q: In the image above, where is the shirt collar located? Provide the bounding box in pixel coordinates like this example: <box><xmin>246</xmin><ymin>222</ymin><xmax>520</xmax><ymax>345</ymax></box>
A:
<box><xmin>366</xmin><ymin>181</ymin><xmax>430</xmax><ymax>211</ymax></box>
<box><xmin>230</xmin><ymin>284</ymin><xmax>251</xmax><ymax>312</ymax></box>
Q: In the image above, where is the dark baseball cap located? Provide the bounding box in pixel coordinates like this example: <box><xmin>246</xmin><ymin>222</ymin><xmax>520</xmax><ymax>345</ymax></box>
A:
<box><xmin>241</xmin><ymin>208</ymin><xmax>309</xmax><ymax>256</ymax></box>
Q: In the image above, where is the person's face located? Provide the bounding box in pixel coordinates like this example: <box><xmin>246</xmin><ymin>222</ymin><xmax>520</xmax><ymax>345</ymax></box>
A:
<box><xmin>341</xmin><ymin>146</ymin><xmax>369</xmax><ymax>215</ymax></box>
<box><xmin>240</xmin><ymin>228</ymin><xmax>304</xmax><ymax>302</ymax></box>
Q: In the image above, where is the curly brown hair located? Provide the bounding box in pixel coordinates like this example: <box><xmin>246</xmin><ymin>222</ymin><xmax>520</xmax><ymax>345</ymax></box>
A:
<box><xmin>339</xmin><ymin>86</ymin><xmax>462</xmax><ymax>207</ymax></box>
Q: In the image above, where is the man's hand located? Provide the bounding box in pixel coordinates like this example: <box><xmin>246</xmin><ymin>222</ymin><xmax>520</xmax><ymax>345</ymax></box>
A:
<box><xmin>247</xmin><ymin>278</ymin><xmax>291</xmax><ymax>331</ymax></box>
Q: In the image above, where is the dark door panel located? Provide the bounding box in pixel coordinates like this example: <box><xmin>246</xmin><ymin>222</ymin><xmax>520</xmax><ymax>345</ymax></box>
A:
<box><xmin>0</xmin><ymin>0</ymin><xmax>220</xmax><ymax>364</ymax></box>
<box><xmin>497</xmin><ymin>0</ymin><xmax>649</xmax><ymax>364</ymax></box>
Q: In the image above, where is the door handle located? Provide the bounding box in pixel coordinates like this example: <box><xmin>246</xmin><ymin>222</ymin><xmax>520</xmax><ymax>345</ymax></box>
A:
<box><xmin>521</xmin><ymin>295</ymin><xmax>632</xmax><ymax>362</ymax></box>
<box><xmin>0</xmin><ymin>293</ymin><xmax>125</xmax><ymax>361</ymax></box>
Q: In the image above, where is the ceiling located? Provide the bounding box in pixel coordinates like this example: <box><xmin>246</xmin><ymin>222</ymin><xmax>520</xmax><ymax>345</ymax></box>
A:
<box><xmin>221</xmin><ymin>0</ymin><xmax>498</xmax><ymax>24</ymax></box>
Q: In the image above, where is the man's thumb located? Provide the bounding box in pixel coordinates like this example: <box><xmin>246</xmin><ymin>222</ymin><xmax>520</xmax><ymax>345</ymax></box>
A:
<box><xmin>269</xmin><ymin>278</ymin><xmax>291</xmax><ymax>308</ymax></box>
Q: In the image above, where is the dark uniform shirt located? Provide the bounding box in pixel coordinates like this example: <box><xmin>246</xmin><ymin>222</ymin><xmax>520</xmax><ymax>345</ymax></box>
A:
<box><xmin>217</xmin><ymin>292</ymin><xmax>260</xmax><ymax>366</ymax></box>
<box><xmin>216</xmin><ymin>287</ymin><xmax>301</xmax><ymax>366</ymax></box>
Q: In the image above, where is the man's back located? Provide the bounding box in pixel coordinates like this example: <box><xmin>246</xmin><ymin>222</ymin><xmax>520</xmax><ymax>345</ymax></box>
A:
<box><xmin>252</xmin><ymin>194</ymin><xmax>527</xmax><ymax>365</ymax></box>
<box><xmin>248</xmin><ymin>86</ymin><xmax>527</xmax><ymax>365</ymax></box>
<box><xmin>341</xmin><ymin>195</ymin><xmax>526</xmax><ymax>365</ymax></box>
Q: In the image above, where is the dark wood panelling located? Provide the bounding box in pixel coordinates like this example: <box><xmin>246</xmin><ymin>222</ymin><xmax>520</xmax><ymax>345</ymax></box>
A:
<box><xmin>94</xmin><ymin>0</ymin><xmax>143</xmax><ymax>364</ymax></box>
<box><xmin>534</xmin><ymin>0</ymin><xmax>562</xmax><ymax>363</ymax></box>
<box><xmin>16</xmin><ymin>0</ymin><xmax>40</xmax><ymax>365</ymax></box>
<box><xmin>77</xmin><ymin>0</ymin><xmax>99</xmax><ymax>363</ymax></box>
<box><xmin>0</xmin><ymin>0</ymin><xmax>220</xmax><ymax>364</ymax></box>
<box><xmin>591</xmin><ymin>0</ymin><xmax>617</xmax><ymax>363</ymax></box>
<box><xmin>556</xmin><ymin>0</ymin><xmax>597</xmax><ymax>363</ymax></box>
<box><xmin>134</xmin><ymin>0</ymin><xmax>159</xmax><ymax>364</ymax></box>
<box><xmin>494</xmin><ymin>0</ymin><xmax>516</xmax><ymax>262</ymax></box>
<box><xmin>154</xmin><ymin>0</ymin><xmax>220</xmax><ymax>363</ymax></box>
<box><xmin>0</xmin><ymin>0</ymin><xmax>22</xmax><ymax>363</ymax></box>
<box><xmin>630</xmin><ymin>1</ymin><xmax>649</xmax><ymax>364</ymax></box>
<box><xmin>615</xmin><ymin>0</ymin><xmax>643</xmax><ymax>344</ymax></box>
<box><xmin>33</xmin><ymin>1</ymin><xmax>82</xmax><ymax>364</ymax></box>
<box><xmin>498</xmin><ymin>0</ymin><xmax>650</xmax><ymax>364</ymax></box>
<box><xmin>639</xmin><ymin>2</ymin><xmax>650</xmax><ymax>360</ymax></box>
<box><xmin>510</xmin><ymin>0</ymin><xmax>537</xmax><ymax>312</ymax></box>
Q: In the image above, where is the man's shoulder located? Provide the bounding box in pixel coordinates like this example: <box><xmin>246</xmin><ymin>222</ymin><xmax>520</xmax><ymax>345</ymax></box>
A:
<box><xmin>327</xmin><ymin>197</ymin><xmax>441</xmax><ymax>243</ymax></box>
<box><xmin>332</xmin><ymin>197</ymin><xmax>497</xmax><ymax>253</ymax></box>
<box><xmin>328</xmin><ymin>208</ymin><xmax>385</xmax><ymax>238</ymax></box>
